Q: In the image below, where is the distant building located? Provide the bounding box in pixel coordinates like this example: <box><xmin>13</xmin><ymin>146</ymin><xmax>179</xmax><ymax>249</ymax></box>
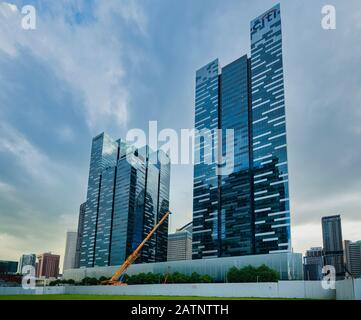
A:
<box><xmin>17</xmin><ymin>254</ymin><xmax>36</xmax><ymax>274</ymax></box>
<box><xmin>303</xmin><ymin>247</ymin><xmax>323</xmax><ymax>280</ymax></box>
<box><xmin>344</xmin><ymin>240</ymin><xmax>361</xmax><ymax>278</ymax></box>
<box><xmin>74</xmin><ymin>202</ymin><xmax>86</xmax><ymax>269</ymax></box>
<box><xmin>167</xmin><ymin>222</ymin><xmax>192</xmax><ymax>262</ymax></box>
<box><xmin>63</xmin><ymin>231</ymin><xmax>77</xmax><ymax>271</ymax></box>
<box><xmin>0</xmin><ymin>261</ymin><xmax>18</xmax><ymax>275</ymax></box>
<box><xmin>36</xmin><ymin>253</ymin><xmax>60</xmax><ymax>278</ymax></box>
<box><xmin>322</xmin><ymin>215</ymin><xmax>345</xmax><ymax>279</ymax></box>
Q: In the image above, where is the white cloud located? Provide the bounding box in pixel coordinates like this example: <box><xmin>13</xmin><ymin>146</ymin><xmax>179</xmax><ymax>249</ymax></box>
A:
<box><xmin>0</xmin><ymin>123</ymin><xmax>57</xmax><ymax>184</ymax></box>
<box><xmin>292</xmin><ymin>220</ymin><xmax>361</xmax><ymax>255</ymax></box>
<box><xmin>291</xmin><ymin>190</ymin><xmax>361</xmax><ymax>226</ymax></box>
<box><xmin>0</xmin><ymin>180</ymin><xmax>15</xmax><ymax>202</ymax></box>
<box><xmin>0</xmin><ymin>0</ymin><xmax>147</xmax><ymax>130</ymax></box>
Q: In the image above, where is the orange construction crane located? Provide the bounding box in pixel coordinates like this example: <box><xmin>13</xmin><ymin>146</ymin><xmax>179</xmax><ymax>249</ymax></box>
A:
<box><xmin>101</xmin><ymin>211</ymin><xmax>171</xmax><ymax>286</ymax></box>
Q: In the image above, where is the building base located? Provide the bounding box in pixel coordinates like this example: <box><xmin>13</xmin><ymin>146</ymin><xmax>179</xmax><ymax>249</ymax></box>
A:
<box><xmin>63</xmin><ymin>252</ymin><xmax>303</xmax><ymax>282</ymax></box>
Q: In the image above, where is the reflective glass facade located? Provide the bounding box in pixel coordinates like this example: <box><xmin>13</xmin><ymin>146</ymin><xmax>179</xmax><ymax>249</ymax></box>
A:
<box><xmin>79</xmin><ymin>133</ymin><xmax>170</xmax><ymax>268</ymax></box>
<box><xmin>111</xmin><ymin>152</ymin><xmax>147</xmax><ymax>265</ymax></box>
<box><xmin>192</xmin><ymin>4</ymin><xmax>291</xmax><ymax>259</ymax></box>
<box><xmin>140</xmin><ymin>158</ymin><xmax>159</xmax><ymax>263</ymax></box>
<box><xmin>75</xmin><ymin>202</ymin><xmax>86</xmax><ymax>268</ymax></box>
<box><xmin>322</xmin><ymin>215</ymin><xmax>345</xmax><ymax>279</ymax></box>
<box><xmin>220</xmin><ymin>55</ymin><xmax>254</xmax><ymax>256</ymax></box>
<box><xmin>155</xmin><ymin>151</ymin><xmax>171</xmax><ymax>262</ymax></box>
<box><xmin>250</xmin><ymin>4</ymin><xmax>291</xmax><ymax>254</ymax></box>
<box><xmin>192</xmin><ymin>59</ymin><xmax>221</xmax><ymax>259</ymax></box>
<box><xmin>81</xmin><ymin>133</ymin><xmax>118</xmax><ymax>268</ymax></box>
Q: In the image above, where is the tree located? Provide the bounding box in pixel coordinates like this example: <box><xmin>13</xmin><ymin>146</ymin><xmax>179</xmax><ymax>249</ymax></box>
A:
<box><xmin>190</xmin><ymin>272</ymin><xmax>201</xmax><ymax>283</ymax></box>
<box><xmin>120</xmin><ymin>271</ymin><xmax>213</xmax><ymax>285</ymax></box>
<box><xmin>227</xmin><ymin>267</ymin><xmax>240</xmax><ymax>283</ymax></box>
<box><xmin>256</xmin><ymin>264</ymin><xmax>279</xmax><ymax>282</ymax></box>
<box><xmin>98</xmin><ymin>276</ymin><xmax>109</xmax><ymax>283</ymax></box>
<box><xmin>49</xmin><ymin>279</ymin><xmax>61</xmax><ymax>286</ymax></box>
<box><xmin>81</xmin><ymin>277</ymin><xmax>98</xmax><ymax>285</ymax></box>
<box><xmin>172</xmin><ymin>272</ymin><xmax>190</xmax><ymax>283</ymax></box>
<box><xmin>200</xmin><ymin>274</ymin><xmax>213</xmax><ymax>283</ymax></box>
<box><xmin>226</xmin><ymin>265</ymin><xmax>279</xmax><ymax>283</ymax></box>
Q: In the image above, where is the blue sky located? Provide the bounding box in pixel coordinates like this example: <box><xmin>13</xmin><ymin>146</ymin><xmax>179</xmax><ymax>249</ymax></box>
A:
<box><xmin>0</xmin><ymin>0</ymin><xmax>361</xmax><ymax>266</ymax></box>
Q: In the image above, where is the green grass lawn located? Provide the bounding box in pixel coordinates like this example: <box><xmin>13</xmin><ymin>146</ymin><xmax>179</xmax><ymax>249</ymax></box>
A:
<box><xmin>0</xmin><ymin>294</ymin><xmax>302</xmax><ymax>300</ymax></box>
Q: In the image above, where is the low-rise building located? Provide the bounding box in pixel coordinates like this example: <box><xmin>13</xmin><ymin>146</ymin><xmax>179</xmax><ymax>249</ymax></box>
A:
<box><xmin>344</xmin><ymin>240</ymin><xmax>361</xmax><ymax>278</ymax></box>
<box><xmin>303</xmin><ymin>247</ymin><xmax>324</xmax><ymax>280</ymax></box>
<box><xmin>17</xmin><ymin>254</ymin><xmax>36</xmax><ymax>274</ymax></box>
<box><xmin>36</xmin><ymin>253</ymin><xmax>60</xmax><ymax>279</ymax></box>
<box><xmin>167</xmin><ymin>229</ymin><xmax>192</xmax><ymax>262</ymax></box>
<box><xmin>0</xmin><ymin>260</ymin><xmax>18</xmax><ymax>275</ymax></box>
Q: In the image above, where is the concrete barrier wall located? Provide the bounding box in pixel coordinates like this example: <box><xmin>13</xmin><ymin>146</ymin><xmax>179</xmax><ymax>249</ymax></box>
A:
<box><xmin>278</xmin><ymin>281</ymin><xmax>305</xmax><ymax>298</ymax></box>
<box><xmin>354</xmin><ymin>279</ymin><xmax>361</xmax><ymax>300</ymax></box>
<box><xmin>304</xmin><ymin>281</ymin><xmax>336</xmax><ymax>300</ymax></box>
<box><xmin>278</xmin><ymin>281</ymin><xmax>335</xmax><ymax>300</ymax></box>
<box><xmin>64</xmin><ymin>283</ymin><xmax>275</xmax><ymax>298</ymax></box>
<box><xmin>0</xmin><ymin>286</ymin><xmax>65</xmax><ymax>295</ymax></box>
<box><xmin>336</xmin><ymin>279</ymin><xmax>361</xmax><ymax>300</ymax></box>
<box><xmin>65</xmin><ymin>283</ymin><xmax>279</xmax><ymax>298</ymax></box>
<box><xmin>336</xmin><ymin>279</ymin><xmax>355</xmax><ymax>300</ymax></box>
<box><xmin>0</xmin><ymin>281</ymin><xmax>335</xmax><ymax>299</ymax></box>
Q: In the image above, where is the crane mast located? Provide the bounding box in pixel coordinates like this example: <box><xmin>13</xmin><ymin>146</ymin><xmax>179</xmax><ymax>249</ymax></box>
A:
<box><xmin>102</xmin><ymin>211</ymin><xmax>171</xmax><ymax>285</ymax></box>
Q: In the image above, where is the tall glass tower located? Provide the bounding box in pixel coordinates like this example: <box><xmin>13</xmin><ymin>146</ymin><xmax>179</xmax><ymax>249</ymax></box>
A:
<box><xmin>79</xmin><ymin>133</ymin><xmax>170</xmax><ymax>268</ymax></box>
<box><xmin>250</xmin><ymin>4</ymin><xmax>290</xmax><ymax>254</ymax></box>
<box><xmin>192</xmin><ymin>4</ymin><xmax>291</xmax><ymax>259</ymax></box>
<box><xmin>192</xmin><ymin>59</ymin><xmax>221</xmax><ymax>259</ymax></box>
<box><xmin>322</xmin><ymin>215</ymin><xmax>345</xmax><ymax>279</ymax></box>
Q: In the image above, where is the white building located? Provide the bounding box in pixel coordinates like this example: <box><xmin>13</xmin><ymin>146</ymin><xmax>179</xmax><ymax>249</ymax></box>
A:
<box><xmin>167</xmin><ymin>222</ymin><xmax>192</xmax><ymax>261</ymax></box>
<box><xmin>63</xmin><ymin>231</ymin><xmax>77</xmax><ymax>271</ymax></box>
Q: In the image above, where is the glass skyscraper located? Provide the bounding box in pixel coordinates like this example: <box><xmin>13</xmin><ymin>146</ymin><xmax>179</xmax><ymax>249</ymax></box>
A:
<box><xmin>250</xmin><ymin>3</ymin><xmax>290</xmax><ymax>254</ymax></box>
<box><xmin>322</xmin><ymin>215</ymin><xmax>345</xmax><ymax>279</ymax></box>
<box><xmin>192</xmin><ymin>59</ymin><xmax>221</xmax><ymax>259</ymax></box>
<box><xmin>79</xmin><ymin>133</ymin><xmax>170</xmax><ymax>268</ymax></box>
<box><xmin>192</xmin><ymin>4</ymin><xmax>291</xmax><ymax>259</ymax></box>
<box><xmin>74</xmin><ymin>202</ymin><xmax>86</xmax><ymax>268</ymax></box>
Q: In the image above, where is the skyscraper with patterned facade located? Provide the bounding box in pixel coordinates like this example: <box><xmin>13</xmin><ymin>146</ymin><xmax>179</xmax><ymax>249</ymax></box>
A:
<box><xmin>192</xmin><ymin>4</ymin><xmax>291</xmax><ymax>259</ymax></box>
<box><xmin>79</xmin><ymin>133</ymin><xmax>170</xmax><ymax>268</ymax></box>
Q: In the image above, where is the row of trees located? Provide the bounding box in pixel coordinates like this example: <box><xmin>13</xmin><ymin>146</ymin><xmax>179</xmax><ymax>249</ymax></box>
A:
<box><xmin>227</xmin><ymin>264</ymin><xmax>280</xmax><ymax>283</ymax></box>
<box><xmin>49</xmin><ymin>279</ymin><xmax>76</xmax><ymax>286</ymax></box>
<box><xmin>126</xmin><ymin>272</ymin><xmax>213</xmax><ymax>284</ymax></box>
<box><xmin>49</xmin><ymin>272</ymin><xmax>213</xmax><ymax>286</ymax></box>
<box><xmin>50</xmin><ymin>277</ymin><xmax>108</xmax><ymax>286</ymax></box>
<box><xmin>50</xmin><ymin>265</ymin><xmax>279</xmax><ymax>286</ymax></box>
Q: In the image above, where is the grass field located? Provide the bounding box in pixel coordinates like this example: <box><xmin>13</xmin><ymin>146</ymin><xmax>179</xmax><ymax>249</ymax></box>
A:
<box><xmin>0</xmin><ymin>294</ymin><xmax>300</xmax><ymax>300</ymax></box>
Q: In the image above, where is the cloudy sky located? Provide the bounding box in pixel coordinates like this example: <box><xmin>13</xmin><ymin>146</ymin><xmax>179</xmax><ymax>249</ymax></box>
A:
<box><xmin>0</xmin><ymin>0</ymin><xmax>361</xmax><ymax>268</ymax></box>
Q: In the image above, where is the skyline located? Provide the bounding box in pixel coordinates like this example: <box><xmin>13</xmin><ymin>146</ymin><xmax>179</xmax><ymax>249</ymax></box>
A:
<box><xmin>1</xmin><ymin>0</ymin><xmax>361</xmax><ymax>268</ymax></box>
